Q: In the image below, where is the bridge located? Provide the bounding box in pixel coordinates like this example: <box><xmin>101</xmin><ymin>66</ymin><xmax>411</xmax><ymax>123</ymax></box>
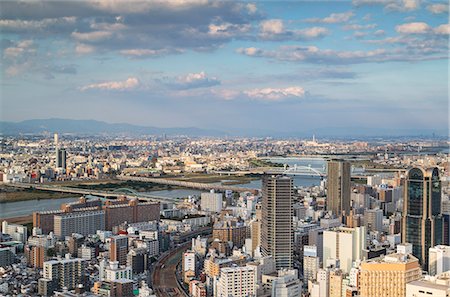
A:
<box><xmin>116</xmin><ymin>175</ymin><xmax>260</xmax><ymax>193</ymax></box>
<box><xmin>4</xmin><ymin>183</ymin><xmax>180</xmax><ymax>204</ymax></box>
<box><xmin>215</xmin><ymin>164</ymin><xmax>326</xmax><ymax>177</ymax></box>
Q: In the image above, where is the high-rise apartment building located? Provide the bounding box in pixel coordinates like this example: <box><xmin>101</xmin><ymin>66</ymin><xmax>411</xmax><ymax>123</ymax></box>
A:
<box><xmin>42</xmin><ymin>255</ymin><xmax>86</xmax><ymax>291</ymax></box>
<box><xmin>323</xmin><ymin>226</ymin><xmax>366</xmax><ymax>273</ymax></box>
<box><xmin>217</xmin><ymin>265</ymin><xmax>257</xmax><ymax>297</ymax></box>
<box><xmin>110</xmin><ymin>235</ymin><xmax>128</xmax><ymax>266</ymax></box>
<box><xmin>429</xmin><ymin>245</ymin><xmax>450</xmax><ymax>276</ymax></box>
<box><xmin>359</xmin><ymin>253</ymin><xmax>422</xmax><ymax>297</ymax></box>
<box><xmin>304</xmin><ymin>245</ymin><xmax>320</xmax><ymax>283</ymax></box>
<box><xmin>53</xmin><ymin>210</ymin><xmax>105</xmax><ymax>238</ymax></box>
<box><xmin>200</xmin><ymin>190</ymin><xmax>223</xmax><ymax>213</ymax></box>
<box><xmin>261</xmin><ymin>175</ymin><xmax>294</xmax><ymax>270</ymax></box>
<box><xmin>402</xmin><ymin>167</ymin><xmax>443</xmax><ymax>269</ymax></box>
<box><xmin>364</xmin><ymin>208</ymin><xmax>383</xmax><ymax>232</ymax></box>
<box><xmin>327</xmin><ymin>160</ymin><xmax>351</xmax><ymax>217</ymax></box>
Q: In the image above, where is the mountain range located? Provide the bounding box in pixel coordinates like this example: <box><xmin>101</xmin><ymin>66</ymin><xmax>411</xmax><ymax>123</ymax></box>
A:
<box><xmin>0</xmin><ymin>118</ymin><xmax>225</xmax><ymax>136</ymax></box>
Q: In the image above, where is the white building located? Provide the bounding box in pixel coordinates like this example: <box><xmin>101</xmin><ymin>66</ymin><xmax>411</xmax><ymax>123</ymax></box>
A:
<box><xmin>105</xmin><ymin>261</ymin><xmax>132</xmax><ymax>281</ymax></box>
<box><xmin>78</xmin><ymin>245</ymin><xmax>95</xmax><ymax>260</ymax></box>
<box><xmin>429</xmin><ymin>245</ymin><xmax>450</xmax><ymax>276</ymax></box>
<box><xmin>217</xmin><ymin>265</ymin><xmax>257</xmax><ymax>297</ymax></box>
<box><xmin>2</xmin><ymin>221</ymin><xmax>27</xmax><ymax>243</ymax></box>
<box><xmin>201</xmin><ymin>190</ymin><xmax>222</xmax><ymax>213</ymax></box>
<box><xmin>303</xmin><ymin>245</ymin><xmax>319</xmax><ymax>283</ymax></box>
<box><xmin>323</xmin><ymin>226</ymin><xmax>366</xmax><ymax>273</ymax></box>
<box><xmin>406</xmin><ymin>278</ymin><xmax>450</xmax><ymax>297</ymax></box>
<box><xmin>271</xmin><ymin>269</ymin><xmax>302</xmax><ymax>297</ymax></box>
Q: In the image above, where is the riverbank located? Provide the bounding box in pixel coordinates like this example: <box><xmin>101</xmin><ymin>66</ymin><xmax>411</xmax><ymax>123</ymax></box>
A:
<box><xmin>0</xmin><ymin>187</ymin><xmax>74</xmax><ymax>203</ymax></box>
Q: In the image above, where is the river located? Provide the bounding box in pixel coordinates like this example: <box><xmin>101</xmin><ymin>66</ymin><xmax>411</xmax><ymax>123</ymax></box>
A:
<box><xmin>0</xmin><ymin>157</ymin><xmax>326</xmax><ymax>218</ymax></box>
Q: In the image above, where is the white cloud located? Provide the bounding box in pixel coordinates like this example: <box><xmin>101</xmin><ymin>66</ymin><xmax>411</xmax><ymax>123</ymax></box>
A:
<box><xmin>165</xmin><ymin>71</ymin><xmax>220</xmax><ymax>89</ymax></box>
<box><xmin>343</xmin><ymin>23</ymin><xmax>377</xmax><ymax>30</ymax></box>
<box><xmin>0</xmin><ymin>17</ymin><xmax>76</xmax><ymax>32</ymax></box>
<box><xmin>259</xmin><ymin>19</ymin><xmax>328</xmax><ymax>41</ymax></box>
<box><xmin>208</xmin><ymin>23</ymin><xmax>252</xmax><ymax>38</ymax></box>
<box><xmin>305</xmin><ymin>11</ymin><xmax>354</xmax><ymax>24</ymax></box>
<box><xmin>427</xmin><ymin>3</ymin><xmax>448</xmax><ymax>14</ymax></box>
<box><xmin>260</xmin><ymin>19</ymin><xmax>284</xmax><ymax>35</ymax></box>
<box><xmin>71</xmin><ymin>31</ymin><xmax>113</xmax><ymax>42</ymax></box>
<box><xmin>75</xmin><ymin>44</ymin><xmax>96</xmax><ymax>55</ymax></box>
<box><xmin>244</xmin><ymin>87</ymin><xmax>305</xmax><ymax>101</ymax></box>
<box><xmin>120</xmin><ymin>48</ymin><xmax>184</xmax><ymax>58</ymax></box>
<box><xmin>396</xmin><ymin>22</ymin><xmax>430</xmax><ymax>34</ymax></box>
<box><xmin>80</xmin><ymin>77</ymin><xmax>140</xmax><ymax>91</ymax></box>
<box><xmin>352</xmin><ymin>0</ymin><xmax>421</xmax><ymax>11</ymax></box>
<box><xmin>434</xmin><ymin>24</ymin><xmax>450</xmax><ymax>35</ymax></box>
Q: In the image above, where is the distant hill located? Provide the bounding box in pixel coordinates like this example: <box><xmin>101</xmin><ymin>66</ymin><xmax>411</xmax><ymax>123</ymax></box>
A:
<box><xmin>0</xmin><ymin>118</ymin><xmax>225</xmax><ymax>136</ymax></box>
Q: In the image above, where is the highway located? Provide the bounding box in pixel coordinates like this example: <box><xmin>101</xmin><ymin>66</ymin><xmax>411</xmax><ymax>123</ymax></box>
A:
<box><xmin>3</xmin><ymin>182</ymin><xmax>180</xmax><ymax>203</ymax></box>
<box><xmin>117</xmin><ymin>175</ymin><xmax>259</xmax><ymax>193</ymax></box>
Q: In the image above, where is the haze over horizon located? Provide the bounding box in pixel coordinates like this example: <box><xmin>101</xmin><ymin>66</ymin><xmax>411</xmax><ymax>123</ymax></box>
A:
<box><xmin>1</xmin><ymin>0</ymin><xmax>448</xmax><ymax>136</ymax></box>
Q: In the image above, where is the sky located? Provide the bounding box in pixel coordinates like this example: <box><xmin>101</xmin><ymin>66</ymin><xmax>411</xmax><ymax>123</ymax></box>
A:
<box><xmin>0</xmin><ymin>0</ymin><xmax>448</xmax><ymax>136</ymax></box>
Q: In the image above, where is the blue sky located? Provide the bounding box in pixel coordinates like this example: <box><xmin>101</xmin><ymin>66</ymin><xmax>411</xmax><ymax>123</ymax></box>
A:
<box><xmin>1</xmin><ymin>0</ymin><xmax>448</xmax><ymax>136</ymax></box>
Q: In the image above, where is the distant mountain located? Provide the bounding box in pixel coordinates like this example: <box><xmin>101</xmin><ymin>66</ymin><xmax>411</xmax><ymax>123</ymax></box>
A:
<box><xmin>0</xmin><ymin>118</ymin><xmax>225</xmax><ymax>136</ymax></box>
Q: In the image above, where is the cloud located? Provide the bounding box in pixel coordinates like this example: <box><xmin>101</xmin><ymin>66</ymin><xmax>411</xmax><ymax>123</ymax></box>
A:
<box><xmin>343</xmin><ymin>23</ymin><xmax>377</xmax><ymax>30</ymax></box>
<box><xmin>0</xmin><ymin>1</ymin><xmax>262</xmax><ymax>57</ymax></box>
<box><xmin>396</xmin><ymin>22</ymin><xmax>430</xmax><ymax>34</ymax></box>
<box><xmin>80</xmin><ymin>77</ymin><xmax>140</xmax><ymax>91</ymax></box>
<box><xmin>427</xmin><ymin>3</ymin><xmax>448</xmax><ymax>14</ymax></box>
<box><xmin>352</xmin><ymin>0</ymin><xmax>421</xmax><ymax>11</ymax></box>
<box><xmin>71</xmin><ymin>31</ymin><xmax>113</xmax><ymax>42</ymax></box>
<box><xmin>434</xmin><ymin>24</ymin><xmax>450</xmax><ymax>35</ymax></box>
<box><xmin>119</xmin><ymin>48</ymin><xmax>184</xmax><ymax>58</ymax></box>
<box><xmin>244</xmin><ymin>87</ymin><xmax>305</xmax><ymax>101</ymax></box>
<box><xmin>237</xmin><ymin>43</ymin><xmax>446</xmax><ymax>64</ymax></box>
<box><xmin>305</xmin><ymin>11</ymin><xmax>354</xmax><ymax>24</ymax></box>
<box><xmin>163</xmin><ymin>71</ymin><xmax>220</xmax><ymax>90</ymax></box>
<box><xmin>212</xmin><ymin>86</ymin><xmax>306</xmax><ymax>101</ymax></box>
<box><xmin>75</xmin><ymin>44</ymin><xmax>96</xmax><ymax>55</ymax></box>
<box><xmin>259</xmin><ymin>19</ymin><xmax>328</xmax><ymax>41</ymax></box>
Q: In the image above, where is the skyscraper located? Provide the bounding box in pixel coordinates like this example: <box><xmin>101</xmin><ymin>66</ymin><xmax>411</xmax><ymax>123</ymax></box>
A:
<box><xmin>261</xmin><ymin>175</ymin><xmax>294</xmax><ymax>270</ymax></box>
<box><xmin>327</xmin><ymin>160</ymin><xmax>351</xmax><ymax>217</ymax></box>
<box><xmin>56</xmin><ymin>148</ymin><xmax>67</xmax><ymax>169</ymax></box>
<box><xmin>402</xmin><ymin>167</ymin><xmax>443</xmax><ymax>269</ymax></box>
<box><xmin>110</xmin><ymin>235</ymin><xmax>129</xmax><ymax>266</ymax></box>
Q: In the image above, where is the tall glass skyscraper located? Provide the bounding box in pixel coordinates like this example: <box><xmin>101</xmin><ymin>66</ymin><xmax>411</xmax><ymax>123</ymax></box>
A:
<box><xmin>261</xmin><ymin>175</ymin><xmax>294</xmax><ymax>270</ymax></box>
<box><xmin>402</xmin><ymin>167</ymin><xmax>443</xmax><ymax>270</ymax></box>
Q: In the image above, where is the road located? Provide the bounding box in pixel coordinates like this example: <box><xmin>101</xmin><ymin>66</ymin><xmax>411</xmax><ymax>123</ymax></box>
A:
<box><xmin>3</xmin><ymin>182</ymin><xmax>179</xmax><ymax>203</ymax></box>
<box><xmin>152</xmin><ymin>242</ymin><xmax>191</xmax><ymax>297</ymax></box>
<box><xmin>117</xmin><ymin>175</ymin><xmax>259</xmax><ymax>193</ymax></box>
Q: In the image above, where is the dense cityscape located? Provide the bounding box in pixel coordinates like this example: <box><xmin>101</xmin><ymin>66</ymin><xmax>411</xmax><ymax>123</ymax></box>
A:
<box><xmin>0</xmin><ymin>134</ymin><xmax>449</xmax><ymax>297</ymax></box>
<box><xmin>1</xmin><ymin>0</ymin><xmax>449</xmax><ymax>296</ymax></box>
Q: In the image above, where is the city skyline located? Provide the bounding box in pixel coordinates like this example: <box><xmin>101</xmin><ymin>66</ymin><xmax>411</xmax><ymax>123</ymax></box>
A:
<box><xmin>1</xmin><ymin>0</ymin><xmax>448</xmax><ymax>136</ymax></box>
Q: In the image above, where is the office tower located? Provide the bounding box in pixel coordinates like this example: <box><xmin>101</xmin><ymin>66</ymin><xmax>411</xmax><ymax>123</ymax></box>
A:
<box><xmin>429</xmin><ymin>245</ymin><xmax>450</xmax><ymax>276</ymax></box>
<box><xmin>327</xmin><ymin>160</ymin><xmax>351</xmax><ymax>217</ymax></box>
<box><xmin>328</xmin><ymin>269</ymin><xmax>343</xmax><ymax>297</ymax></box>
<box><xmin>359</xmin><ymin>253</ymin><xmax>421</xmax><ymax>297</ymax></box>
<box><xmin>402</xmin><ymin>167</ymin><xmax>443</xmax><ymax>269</ymax></box>
<box><xmin>53</xmin><ymin>210</ymin><xmax>105</xmax><ymax>238</ymax></box>
<box><xmin>271</xmin><ymin>269</ymin><xmax>302</xmax><ymax>297</ymax></box>
<box><xmin>323</xmin><ymin>226</ymin><xmax>366</xmax><ymax>273</ymax></box>
<box><xmin>200</xmin><ymin>190</ymin><xmax>223</xmax><ymax>213</ymax></box>
<box><xmin>364</xmin><ymin>208</ymin><xmax>383</xmax><ymax>232</ymax></box>
<box><xmin>217</xmin><ymin>266</ymin><xmax>257</xmax><ymax>297</ymax></box>
<box><xmin>2</xmin><ymin>221</ymin><xmax>27</xmax><ymax>243</ymax></box>
<box><xmin>110</xmin><ymin>236</ymin><xmax>128</xmax><ymax>266</ymax></box>
<box><xmin>56</xmin><ymin>148</ymin><xmax>67</xmax><ymax>169</ymax></box>
<box><xmin>304</xmin><ymin>245</ymin><xmax>320</xmax><ymax>283</ymax></box>
<box><xmin>261</xmin><ymin>175</ymin><xmax>294</xmax><ymax>270</ymax></box>
<box><xmin>42</xmin><ymin>255</ymin><xmax>86</xmax><ymax>291</ymax></box>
